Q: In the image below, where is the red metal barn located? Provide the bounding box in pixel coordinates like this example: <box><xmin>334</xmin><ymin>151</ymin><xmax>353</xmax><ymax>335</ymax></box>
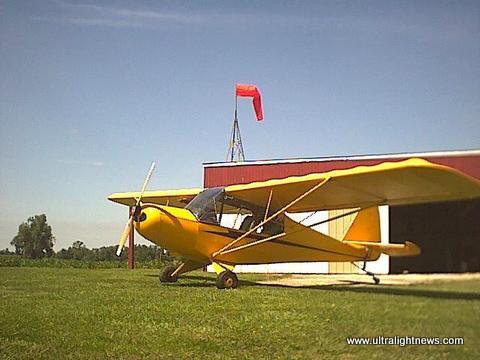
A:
<box><xmin>203</xmin><ymin>150</ymin><xmax>480</xmax><ymax>274</ymax></box>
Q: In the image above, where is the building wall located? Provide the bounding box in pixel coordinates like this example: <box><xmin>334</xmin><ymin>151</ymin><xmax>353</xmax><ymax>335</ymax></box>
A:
<box><xmin>328</xmin><ymin>209</ymin><xmax>358</xmax><ymax>274</ymax></box>
<box><xmin>366</xmin><ymin>206</ymin><xmax>390</xmax><ymax>274</ymax></box>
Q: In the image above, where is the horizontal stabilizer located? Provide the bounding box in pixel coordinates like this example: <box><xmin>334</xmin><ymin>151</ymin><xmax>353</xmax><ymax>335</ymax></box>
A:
<box><xmin>343</xmin><ymin>240</ymin><xmax>421</xmax><ymax>257</ymax></box>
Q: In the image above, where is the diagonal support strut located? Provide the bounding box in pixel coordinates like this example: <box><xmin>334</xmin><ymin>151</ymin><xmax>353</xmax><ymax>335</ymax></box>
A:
<box><xmin>212</xmin><ymin>177</ymin><xmax>331</xmax><ymax>259</ymax></box>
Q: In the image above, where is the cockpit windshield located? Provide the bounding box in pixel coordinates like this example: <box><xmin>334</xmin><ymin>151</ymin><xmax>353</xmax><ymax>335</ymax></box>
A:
<box><xmin>185</xmin><ymin>187</ymin><xmax>284</xmax><ymax>235</ymax></box>
<box><xmin>185</xmin><ymin>187</ymin><xmax>225</xmax><ymax>225</ymax></box>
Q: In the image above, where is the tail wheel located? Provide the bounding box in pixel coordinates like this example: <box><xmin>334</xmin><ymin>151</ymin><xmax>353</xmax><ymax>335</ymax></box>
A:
<box><xmin>216</xmin><ymin>271</ymin><xmax>238</xmax><ymax>289</ymax></box>
<box><xmin>159</xmin><ymin>265</ymin><xmax>178</xmax><ymax>283</ymax></box>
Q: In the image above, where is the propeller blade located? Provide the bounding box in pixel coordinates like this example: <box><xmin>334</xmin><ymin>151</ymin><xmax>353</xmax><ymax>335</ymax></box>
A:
<box><xmin>116</xmin><ymin>161</ymin><xmax>156</xmax><ymax>256</ymax></box>
<box><xmin>135</xmin><ymin>161</ymin><xmax>156</xmax><ymax>207</ymax></box>
<box><xmin>116</xmin><ymin>216</ymin><xmax>133</xmax><ymax>256</ymax></box>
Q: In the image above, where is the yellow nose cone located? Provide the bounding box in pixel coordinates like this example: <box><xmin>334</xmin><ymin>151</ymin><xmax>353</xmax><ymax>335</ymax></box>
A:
<box><xmin>135</xmin><ymin>207</ymin><xmax>162</xmax><ymax>235</ymax></box>
<box><xmin>133</xmin><ymin>205</ymin><xmax>202</xmax><ymax>260</ymax></box>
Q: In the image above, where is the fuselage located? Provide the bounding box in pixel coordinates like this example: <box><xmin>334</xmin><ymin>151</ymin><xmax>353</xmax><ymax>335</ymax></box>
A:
<box><xmin>134</xmin><ymin>204</ymin><xmax>381</xmax><ymax>265</ymax></box>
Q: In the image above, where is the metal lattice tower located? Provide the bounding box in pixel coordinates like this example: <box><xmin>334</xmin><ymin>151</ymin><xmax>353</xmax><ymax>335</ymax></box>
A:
<box><xmin>226</xmin><ymin>101</ymin><xmax>245</xmax><ymax>162</ymax></box>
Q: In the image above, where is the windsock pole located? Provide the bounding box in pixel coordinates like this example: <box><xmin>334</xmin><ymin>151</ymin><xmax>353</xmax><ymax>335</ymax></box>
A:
<box><xmin>128</xmin><ymin>206</ymin><xmax>135</xmax><ymax>269</ymax></box>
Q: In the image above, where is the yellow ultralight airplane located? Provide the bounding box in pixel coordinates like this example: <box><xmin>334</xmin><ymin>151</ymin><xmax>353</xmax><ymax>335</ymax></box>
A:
<box><xmin>109</xmin><ymin>158</ymin><xmax>480</xmax><ymax>289</ymax></box>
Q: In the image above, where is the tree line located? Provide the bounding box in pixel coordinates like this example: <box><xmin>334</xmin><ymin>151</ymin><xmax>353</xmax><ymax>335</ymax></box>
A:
<box><xmin>54</xmin><ymin>241</ymin><xmax>166</xmax><ymax>262</ymax></box>
<box><xmin>3</xmin><ymin>214</ymin><xmax>167</xmax><ymax>262</ymax></box>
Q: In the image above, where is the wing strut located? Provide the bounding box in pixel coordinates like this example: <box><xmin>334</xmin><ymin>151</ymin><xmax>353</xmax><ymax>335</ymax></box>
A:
<box><xmin>264</xmin><ymin>190</ymin><xmax>273</xmax><ymax>222</ymax></box>
<box><xmin>212</xmin><ymin>177</ymin><xmax>331</xmax><ymax>259</ymax></box>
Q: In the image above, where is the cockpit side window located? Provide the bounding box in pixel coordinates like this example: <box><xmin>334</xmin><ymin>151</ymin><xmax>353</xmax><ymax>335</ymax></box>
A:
<box><xmin>218</xmin><ymin>194</ymin><xmax>284</xmax><ymax>235</ymax></box>
<box><xmin>185</xmin><ymin>188</ymin><xmax>284</xmax><ymax>235</ymax></box>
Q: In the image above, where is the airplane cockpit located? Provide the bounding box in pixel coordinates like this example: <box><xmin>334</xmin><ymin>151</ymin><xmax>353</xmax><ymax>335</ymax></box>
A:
<box><xmin>185</xmin><ymin>187</ymin><xmax>225</xmax><ymax>225</ymax></box>
<box><xmin>185</xmin><ymin>187</ymin><xmax>284</xmax><ymax>235</ymax></box>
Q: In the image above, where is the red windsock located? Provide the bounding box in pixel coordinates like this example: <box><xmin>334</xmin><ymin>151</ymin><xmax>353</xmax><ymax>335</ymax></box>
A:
<box><xmin>235</xmin><ymin>84</ymin><xmax>263</xmax><ymax>121</ymax></box>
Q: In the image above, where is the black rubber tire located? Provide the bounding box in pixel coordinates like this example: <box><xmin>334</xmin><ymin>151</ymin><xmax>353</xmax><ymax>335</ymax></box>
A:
<box><xmin>159</xmin><ymin>265</ymin><xmax>178</xmax><ymax>283</ymax></box>
<box><xmin>216</xmin><ymin>271</ymin><xmax>238</xmax><ymax>289</ymax></box>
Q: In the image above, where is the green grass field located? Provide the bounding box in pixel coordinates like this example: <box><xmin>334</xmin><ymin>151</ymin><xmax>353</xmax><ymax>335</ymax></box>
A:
<box><xmin>1</xmin><ymin>267</ymin><xmax>479</xmax><ymax>359</ymax></box>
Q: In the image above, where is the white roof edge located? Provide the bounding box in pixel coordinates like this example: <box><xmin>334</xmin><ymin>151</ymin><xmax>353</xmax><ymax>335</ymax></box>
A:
<box><xmin>203</xmin><ymin>149</ymin><xmax>480</xmax><ymax>168</ymax></box>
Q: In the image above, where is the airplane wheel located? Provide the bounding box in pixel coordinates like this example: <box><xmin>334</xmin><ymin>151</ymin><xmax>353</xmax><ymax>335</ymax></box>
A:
<box><xmin>373</xmin><ymin>276</ymin><xmax>380</xmax><ymax>285</ymax></box>
<box><xmin>159</xmin><ymin>265</ymin><xmax>178</xmax><ymax>283</ymax></box>
<box><xmin>216</xmin><ymin>271</ymin><xmax>238</xmax><ymax>289</ymax></box>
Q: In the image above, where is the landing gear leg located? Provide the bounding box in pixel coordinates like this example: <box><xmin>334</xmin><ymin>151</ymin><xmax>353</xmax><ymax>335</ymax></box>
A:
<box><xmin>216</xmin><ymin>270</ymin><xmax>238</xmax><ymax>289</ymax></box>
<box><xmin>159</xmin><ymin>260</ymin><xmax>207</xmax><ymax>284</ymax></box>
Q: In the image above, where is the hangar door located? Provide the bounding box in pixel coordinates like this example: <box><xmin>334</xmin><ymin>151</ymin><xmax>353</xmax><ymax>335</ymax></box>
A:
<box><xmin>390</xmin><ymin>199</ymin><xmax>480</xmax><ymax>273</ymax></box>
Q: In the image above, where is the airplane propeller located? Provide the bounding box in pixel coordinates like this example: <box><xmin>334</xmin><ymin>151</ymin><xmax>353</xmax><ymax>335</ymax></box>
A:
<box><xmin>116</xmin><ymin>161</ymin><xmax>156</xmax><ymax>256</ymax></box>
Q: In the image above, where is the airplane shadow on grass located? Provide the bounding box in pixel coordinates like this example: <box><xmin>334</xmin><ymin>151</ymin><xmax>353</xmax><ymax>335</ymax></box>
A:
<box><xmin>153</xmin><ymin>273</ymin><xmax>480</xmax><ymax>301</ymax></box>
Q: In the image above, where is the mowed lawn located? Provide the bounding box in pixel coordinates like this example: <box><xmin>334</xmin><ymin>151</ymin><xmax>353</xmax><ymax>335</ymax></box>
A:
<box><xmin>1</xmin><ymin>267</ymin><xmax>479</xmax><ymax>359</ymax></box>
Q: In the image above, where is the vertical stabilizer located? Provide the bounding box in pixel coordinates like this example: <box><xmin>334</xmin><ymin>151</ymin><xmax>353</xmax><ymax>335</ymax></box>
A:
<box><xmin>343</xmin><ymin>207</ymin><xmax>381</xmax><ymax>242</ymax></box>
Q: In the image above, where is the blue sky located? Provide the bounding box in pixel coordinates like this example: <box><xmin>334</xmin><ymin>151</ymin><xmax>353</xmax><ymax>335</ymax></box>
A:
<box><xmin>1</xmin><ymin>0</ymin><xmax>479</xmax><ymax>250</ymax></box>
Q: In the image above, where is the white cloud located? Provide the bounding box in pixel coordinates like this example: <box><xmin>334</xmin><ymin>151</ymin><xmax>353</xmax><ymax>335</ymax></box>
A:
<box><xmin>57</xmin><ymin>159</ymin><xmax>80</xmax><ymax>165</ymax></box>
<box><xmin>48</xmin><ymin>1</ymin><xmax>477</xmax><ymax>44</ymax></box>
<box><xmin>65</xmin><ymin>16</ymin><xmax>146</xmax><ymax>28</ymax></box>
<box><xmin>57</xmin><ymin>159</ymin><xmax>105</xmax><ymax>167</ymax></box>
<box><xmin>55</xmin><ymin>1</ymin><xmax>205</xmax><ymax>28</ymax></box>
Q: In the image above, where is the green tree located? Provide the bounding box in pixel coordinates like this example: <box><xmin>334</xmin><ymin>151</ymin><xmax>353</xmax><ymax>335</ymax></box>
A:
<box><xmin>70</xmin><ymin>240</ymin><xmax>91</xmax><ymax>260</ymax></box>
<box><xmin>72</xmin><ymin>240</ymin><xmax>84</xmax><ymax>249</ymax></box>
<box><xmin>11</xmin><ymin>214</ymin><xmax>55</xmax><ymax>258</ymax></box>
<box><xmin>0</xmin><ymin>248</ymin><xmax>14</xmax><ymax>255</ymax></box>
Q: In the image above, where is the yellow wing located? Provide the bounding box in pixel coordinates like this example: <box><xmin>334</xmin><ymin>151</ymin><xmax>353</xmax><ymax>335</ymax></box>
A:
<box><xmin>224</xmin><ymin>158</ymin><xmax>480</xmax><ymax>212</ymax></box>
<box><xmin>108</xmin><ymin>188</ymin><xmax>203</xmax><ymax>208</ymax></box>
